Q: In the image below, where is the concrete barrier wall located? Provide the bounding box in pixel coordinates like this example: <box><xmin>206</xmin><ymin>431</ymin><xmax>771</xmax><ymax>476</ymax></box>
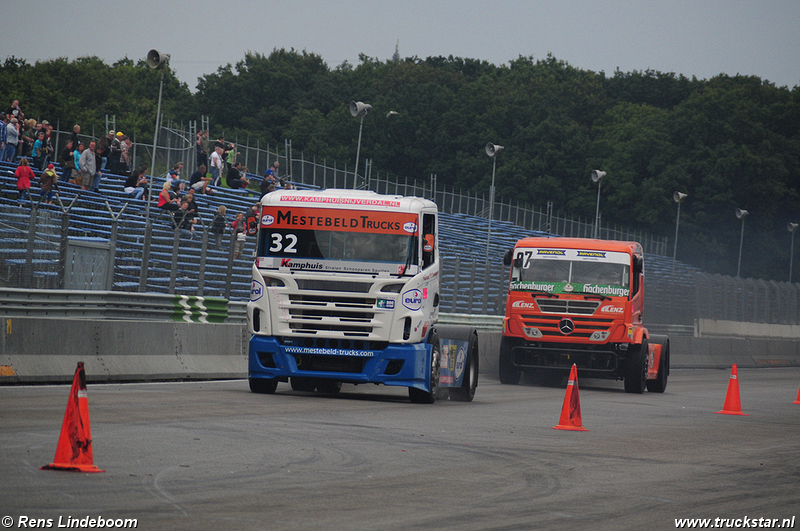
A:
<box><xmin>2</xmin><ymin>317</ymin><xmax>799</xmax><ymax>383</ymax></box>
<box><xmin>0</xmin><ymin>317</ymin><xmax>249</xmax><ymax>383</ymax></box>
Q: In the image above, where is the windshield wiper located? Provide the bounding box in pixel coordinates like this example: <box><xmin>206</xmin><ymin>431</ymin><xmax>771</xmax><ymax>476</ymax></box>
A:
<box><xmin>581</xmin><ymin>293</ymin><xmax>611</xmax><ymax>301</ymax></box>
<box><xmin>530</xmin><ymin>290</ymin><xmax>558</xmax><ymax>298</ymax></box>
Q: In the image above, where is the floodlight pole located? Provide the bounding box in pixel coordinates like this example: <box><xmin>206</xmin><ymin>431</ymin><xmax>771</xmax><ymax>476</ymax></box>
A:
<box><xmin>789</xmin><ymin>223</ymin><xmax>798</xmax><ymax>283</ymax></box>
<box><xmin>484</xmin><ymin>143</ymin><xmax>504</xmax><ymax>262</ymax></box>
<box><xmin>139</xmin><ymin>50</ymin><xmax>169</xmax><ymax>292</ymax></box>
<box><xmin>736</xmin><ymin>209</ymin><xmax>748</xmax><ymax>278</ymax></box>
<box><xmin>486</xmin><ymin>155</ymin><xmax>498</xmax><ymax>262</ymax></box>
<box><xmin>672</xmin><ymin>192</ymin><xmax>687</xmax><ymax>278</ymax></box>
<box><xmin>353</xmin><ymin>114</ymin><xmax>364</xmax><ymax>190</ymax></box>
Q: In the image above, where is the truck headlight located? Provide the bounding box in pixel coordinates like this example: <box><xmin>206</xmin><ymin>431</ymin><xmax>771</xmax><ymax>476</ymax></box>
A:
<box><xmin>523</xmin><ymin>327</ymin><xmax>542</xmax><ymax>338</ymax></box>
<box><xmin>590</xmin><ymin>331</ymin><xmax>610</xmax><ymax>341</ymax></box>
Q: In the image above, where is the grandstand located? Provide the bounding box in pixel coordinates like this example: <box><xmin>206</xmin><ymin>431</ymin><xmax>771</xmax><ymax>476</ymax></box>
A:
<box><xmin>0</xmin><ymin>157</ymin><xmax>701</xmax><ymax>321</ymax></box>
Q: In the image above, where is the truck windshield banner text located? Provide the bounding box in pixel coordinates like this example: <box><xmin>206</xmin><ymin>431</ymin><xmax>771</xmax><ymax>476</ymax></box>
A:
<box><xmin>261</xmin><ymin>207</ymin><xmax>418</xmax><ymax>236</ymax></box>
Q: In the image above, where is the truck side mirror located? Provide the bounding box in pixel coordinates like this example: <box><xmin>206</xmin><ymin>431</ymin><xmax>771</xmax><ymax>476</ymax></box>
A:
<box><xmin>503</xmin><ymin>249</ymin><xmax>514</xmax><ymax>266</ymax></box>
<box><xmin>633</xmin><ymin>255</ymin><xmax>644</xmax><ymax>275</ymax></box>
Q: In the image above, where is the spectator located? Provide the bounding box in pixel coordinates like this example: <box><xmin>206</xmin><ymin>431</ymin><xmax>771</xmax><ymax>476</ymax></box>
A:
<box><xmin>226</xmin><ymin>161</ymin><xmax>249</xmax><ymax>189</ymax></box>
<box><xmin>0</xmin><ymin>115</ymin><xmax>6</xmax><ymax>161</ymax></box>
<box><xmin>78</xmin><ymin>140</ymin><xmax>97</xmax><ymax>191</ymax></box>
<box><xmin>91</xmin><ymin>142</ymin><xmax>104</xmax><ymax>192</ymax></box>
<box><xmin>189</xmin><ymin>164</ymin><xmax>213</xmax><ymax>195</ymax></box>
<box><xmin>209</xmin><ymin>145</ymin><xmax>223</xmax><ymax>186</ymax></box>
<box><xmin>31</xmin><ymin>130</ymin><xmax>48</xmax><ymax>170</ymax></box>
<box><xmin>175</xmin><ymin>199</ymin><xmax>197</xmax><ymax>239</ymax></box>
<box><xmin>69</xmin><ymin>124</ymin><xmax>80</xmax><ymax>150</ymax></box>
<box><xmin>71</xmin><ymin>142</ymin><xmax>84</xmax><ymax>184</ymax></box>
<box><xmin>39</xmin><ymin>163</ymin><xmax>58</xmax><ymax>204</ymax></box>
<box><xmin>225</xmin><ymin>143</ymin><xmax>240</xmax><ymax>169</ymax></box>
<box><xmin>244</xmin><ymin>202</ymin><xmax>260</xmax><ymax>237</ymax></box>
<box><xmin>118</xmin><ymin>135</ymin><xmax>132</xmax><ymax>176</ymax></box>
<box><xmin>183</xmin><ymin>188</ymin><xmax>199</xmax><ymax>213</ymax></box>
<box><xmin>14</xmin><ymin>157</ymin><xmax>34</xmax><ymax>204</ymax></box>
<box><xmin>6</xmin><ymin>99</ymin><xmax>24</xmax><ymax>122</ymax></box>
<box><xmin>210</xmin><ymin>205</ymin><xmax>228</xmax><ymax>248</ymax></box>
<box><xmin>264</xmin><ymin>161</ymin><xmax>280</xmax><ymax>187</ymax></box>
<box><xmin>20</xmin><ymin>119</ymin><xmax>37</xmax><ymax>157</ymax></box>
<box><xmin>231</xmin><ymin>212</ymin><xmax>246</xmax><ymax>259</ymax></box>
<box><xmin>157</xmin><ymin>181</ymin><xmax>180</xmax><ymax>212</ymax></box>
<box><xmin>196</xmin><ymin>130</ymin><xmax>208</xmax><ymax>168</ymax></box>
<box><xmin>97</xmin><ymin>130</ymin><xmax>113</xmax><ymax>170</ymax></box>
<box><xmin>259</xmin><ymin>182</ymin><xmax>276</xmax><ymax>199</ymax></box>
<box><xmin>166</xmin><ymin>162</ymin><xmax>186</xmax><ymax>192</ymax></box>
<box><xmin>107</xmin><ymin>131</ymin><xmax>123</xmax><ymax>174</ymax></box>
<box><xmin>124</xmin><ymin>166</ymin><xmax>149</xmax><ymax>200</ymax></box>
<box><xmin>59</xmin><ymin>139</ymin><xmax>75</xmax><ymax>182</ymax></box>
<box><xmin>4</xmin><ymin>117</ymin><xmax>19</xmax><ymax>162</ymax></box>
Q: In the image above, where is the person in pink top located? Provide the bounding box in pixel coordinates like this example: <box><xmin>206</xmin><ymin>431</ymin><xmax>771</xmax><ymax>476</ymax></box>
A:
<box><xmin>14</xmin><ymin>157</ymin><xmax>34</xmax><ymax>204</ymax></box>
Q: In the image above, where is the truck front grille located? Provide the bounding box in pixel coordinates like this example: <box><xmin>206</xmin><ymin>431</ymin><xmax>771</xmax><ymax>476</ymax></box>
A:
<box><xmin>535</xmin><ymin>298</ymin><xmax>600</xmax><ymax>315</ymax></box>
<box><xmin>287</xmin><ymin>293</ymin><xmax>376</xmax><ymax>336</ymax></box>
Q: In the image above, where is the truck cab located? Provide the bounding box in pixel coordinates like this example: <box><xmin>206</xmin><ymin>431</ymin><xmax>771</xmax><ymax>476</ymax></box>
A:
<box><xmin>500</xmin><ymin>237</ymin><xmax>668</xmax><ymax>393</ymax></box>
<box><xmin>247</xmin><ymin>189</ymin><xmax>478</xmax><ymax>403</ymax></box>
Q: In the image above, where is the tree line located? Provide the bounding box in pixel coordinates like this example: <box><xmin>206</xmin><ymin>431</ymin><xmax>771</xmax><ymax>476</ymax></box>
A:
<box><xmin>2</xmin><ymin>50</ymin><xmax>799</xmax><ymax>281</ymax></box>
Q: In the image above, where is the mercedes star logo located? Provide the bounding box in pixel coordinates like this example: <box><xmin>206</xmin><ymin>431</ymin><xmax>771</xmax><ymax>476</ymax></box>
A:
<box><xmin>559</xmin><ymin>318</ymin><xmax>575</xmax><ymax>335</ymax></box>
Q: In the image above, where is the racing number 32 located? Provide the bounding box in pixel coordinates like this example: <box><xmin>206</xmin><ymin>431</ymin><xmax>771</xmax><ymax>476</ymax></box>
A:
<box><xmin>270</xmin><ymin>233</ymin><xmax>298</xmax><ymax>253</ymax></box>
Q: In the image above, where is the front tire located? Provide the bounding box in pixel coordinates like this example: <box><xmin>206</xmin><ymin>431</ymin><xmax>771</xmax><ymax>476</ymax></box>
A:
<box><xmin>291</xmin><ymin>377</ymin><xmax>318</xmax><ymax>392</ymax></box>
<box><xmin>498</xmin><ymin>336</ymin><xmax>521</xmax><ymax>385</ymax></box>
<box><xmin>624</xmin><ymin>340</ymin><xmax>648</xmax><ymax>394</ymax></box>
<box><xmin>316</xmin><ymin>380</ymin><xmax>343</xmax><ymax>395</ymax></box>
<box><xmin>249</xmin><ymin>377</ymin><xmax>278</xmax><ymax>394</ymax></box>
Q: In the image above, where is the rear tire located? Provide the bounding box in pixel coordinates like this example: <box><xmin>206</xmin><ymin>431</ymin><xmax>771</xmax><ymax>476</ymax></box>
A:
<box><xmin>409</xmin><ymin>332</ymin><xmax>441</xmax><ymax>404</ymax></box>
<box><xmin>498</xmin><ymin>336</ymin><xmax>521</xmax><ymax>385</ymax></box>
<box><xmin>449</xmin><ymin>329</ymin><xmax>479</xmax><ymax>402</ymax></box>
<box><xmin>249</xmin><ymin>377</ymin><xmax>278</xmax><ymax>394</ymax></box>
<box><xmin>624</xmin><ymin>340</ymin><xmax>648</xmax><ymax>394</ymax></box>
<box><xmin>646</xmin><ymin>337</ymin><xmax>669</xmax><ymax>393</ymax></box>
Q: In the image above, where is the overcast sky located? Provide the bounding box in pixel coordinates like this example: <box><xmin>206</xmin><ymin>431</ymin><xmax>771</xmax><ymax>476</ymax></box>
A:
<box><xmin>6</xmin><ymin>0</ymin><xmax>800</xmax><ymax>92</ymax></box>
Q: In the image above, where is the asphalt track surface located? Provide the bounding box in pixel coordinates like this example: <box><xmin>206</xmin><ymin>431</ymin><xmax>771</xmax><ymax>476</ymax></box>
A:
<box><xmin>2</xmin><ymin>367</ymin><xmax>799</xmax><ymax>531</ymax></box>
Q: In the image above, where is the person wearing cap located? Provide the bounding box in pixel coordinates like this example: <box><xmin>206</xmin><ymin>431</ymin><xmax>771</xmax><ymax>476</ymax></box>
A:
<box><xmin>107</xmin><ymin>131</ymin><xmax>124</xmax><ymax>174</ymax></box>
<box><xmin>3</xmin><ymin>117</ymin><xmax>18</xmax><ymax>162</ymax></box>
<box><xmin>40</xmin><ymin>163</ymin><xmax>58</xmax><ymax>204</ymax></box>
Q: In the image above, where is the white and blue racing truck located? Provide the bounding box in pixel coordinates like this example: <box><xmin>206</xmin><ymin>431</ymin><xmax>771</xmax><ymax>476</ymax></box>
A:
<box><xmin>247</xmin><ymin>189</ymin><xmax>478</xmax><ymax>403</ymax></box>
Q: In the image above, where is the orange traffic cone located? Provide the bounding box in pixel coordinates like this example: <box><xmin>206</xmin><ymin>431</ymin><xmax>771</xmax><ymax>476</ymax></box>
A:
<box><xmin>553</xmin><ymin>364</ymin><xmax>588</xmax><ymax>431</ymax></box>
<box><xmin>793</xmin><ymin>383</ymin><xmax>800</xmax><ymax>405</ymax></box>
<box><xmin>41</xmin><ymin>362</ymin><xmax>105</xmax><ymax>473</ymax></box>
<box><xmin>715</xmin><ymin>364</ymin><xmax>749</xmax><ymax>416</ymax></box>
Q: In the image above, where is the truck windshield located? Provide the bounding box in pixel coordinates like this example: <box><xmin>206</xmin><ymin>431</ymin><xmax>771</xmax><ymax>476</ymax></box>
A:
<box><xmin>261</xmin><ymin>228</ymin><xmax>416</xmax><ymax>264</ymax></box>
<box><xmin>255</xmin><ymin>206</ymin><xmax>420</xmax><ymax>274</ymax></box>
<box><xmin>510</xmin><ymin>249</ymin><xmax>630</xmax><ymax>297</ymax></box>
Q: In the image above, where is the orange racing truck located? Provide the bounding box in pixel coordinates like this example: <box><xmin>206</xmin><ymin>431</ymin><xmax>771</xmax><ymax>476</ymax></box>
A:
<box><xmin>247</xmin><ymin>189</ymin><xmax>479</xmax><ymax>403</ymax></box>
<box><xmin>500</xmin><ymin>237</ymin><xmax>669</xmax><ymax>393</ymax></box>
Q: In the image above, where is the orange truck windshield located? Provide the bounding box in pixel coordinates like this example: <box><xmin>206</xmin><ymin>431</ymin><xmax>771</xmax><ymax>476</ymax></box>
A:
<box><xmin>510</xmin><ymin>248</ymin><xmax>631</xmax><ymax>297</ymax></box>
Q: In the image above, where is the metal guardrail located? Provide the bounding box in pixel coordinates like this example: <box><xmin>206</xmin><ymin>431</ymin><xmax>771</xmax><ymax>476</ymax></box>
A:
<box><xmin>0</xmin><ymin>288</ymin><xmax>495</xmax><ymax>330</ymax></box>
<box><xmin>0</xmin><ymin>288</ymin><xmax>230</xmax><ymax>323</ymax></box>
